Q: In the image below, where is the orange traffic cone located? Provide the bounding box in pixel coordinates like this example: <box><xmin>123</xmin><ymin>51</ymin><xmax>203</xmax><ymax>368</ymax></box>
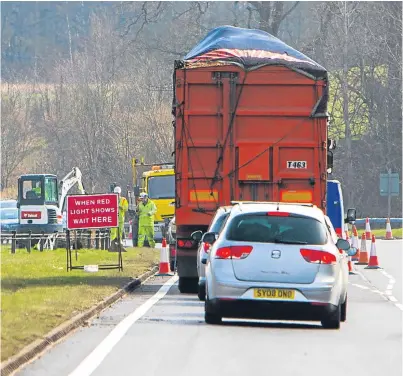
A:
<box><xmin>351</xmin><ymin>225</ymin><xmax>360</xmax><ymax>262</ymax></box>
<box><xmin>365</xmin><ymin>218</ymin><xmax>371</xmax><ymax>239</ymax></box>
<box><xmin>356</xmin><ymin>233</ymin><xmax>369</xmax><ymax>265</ymax></box>
<box><xmin>365</xmin><ymin>235</ymin><xmax>382</xmax><ymax>269</ymax></box>
<box><xmin>348</xmin><ymin>256</ymin><xmax>357</xmax><ymax>275</ymax></box>
<box><xmin>384</xmin><ymin>218</ymin><xmax>394</xmax><ymax>240</ymax></box>
<box><xmin>156</xmin><ymin>237</ymin><xmax>172</xmax><ymax>276</ymax></box>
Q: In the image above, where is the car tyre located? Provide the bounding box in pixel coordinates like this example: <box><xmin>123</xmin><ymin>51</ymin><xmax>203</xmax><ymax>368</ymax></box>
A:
<box><xmin>321</xmin><ymin>303</ymin><xmax>341</xmax><ymax>329</ymax></box>
<box><xmin>341</xmin><ymin>295</ymin><xmax>347</xmax><ymax>322</ymax></box>
<box><xmin>198</xmin><ymin>284</ymin><xmax>206</xmax><ymax>301</ymax></box>
<box><xmin>204</xmin><ymin>297</ymin><xmax>222</xmax><ymax>324</ymax></box>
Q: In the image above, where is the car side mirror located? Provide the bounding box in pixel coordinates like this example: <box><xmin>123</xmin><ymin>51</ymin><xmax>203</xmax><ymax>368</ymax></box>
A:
<box><xmin>191</xmin><ymin>230</ymin><xmax>203</xmax><ymax>242</ymax></box>
<box><xmin>345</xmin><ymin>208</ymin><xmax>356</xmax><ymax>223</ymax></box>
<box><xmin>336</xmin><ymin>238</ymin><xmax>351</xmax><ymax>251</ymax></box>
<box><xmin>202</xmin><ymin>232</ymin><xmax>218</xmax><ymax>245</ymax></box>
<box><xmin>347</xmin><ymin>247</ymin><xmax>358</xmax><ymax>257</ymax></box>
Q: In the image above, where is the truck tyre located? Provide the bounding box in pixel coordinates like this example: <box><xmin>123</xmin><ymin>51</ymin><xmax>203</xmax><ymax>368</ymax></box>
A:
<box><xmin>170</xmin><ymin>260</ymin><xmax>175</xmax><ymax>272</ymax></box>
<box><xmin>178</xmin><ymin>277</ymin><xmax>198</xmax><ymax>294</ymax></box>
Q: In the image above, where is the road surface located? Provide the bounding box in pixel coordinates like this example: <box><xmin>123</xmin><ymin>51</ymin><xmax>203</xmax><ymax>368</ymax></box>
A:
<box><xmin>17</xmin><ymin>240</ymin><xmax>402</xmax><ymax>376</ymax></box>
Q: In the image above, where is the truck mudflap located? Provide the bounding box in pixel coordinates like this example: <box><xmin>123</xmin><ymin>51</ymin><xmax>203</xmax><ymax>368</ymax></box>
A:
<box><xmin>177</xmin><ymin>249</ymin><xmax>198</xmax><ymax>278</ymax></box>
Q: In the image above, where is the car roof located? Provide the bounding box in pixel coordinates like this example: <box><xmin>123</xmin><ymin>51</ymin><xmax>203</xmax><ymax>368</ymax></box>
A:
<box><xmin>216</xmin><ymin>205</ymin><xmax>233</xmax><ymax>213</ymax></box>
<box><xmin>230</xmin><ymin>202</ymin><xmax>324</xmax><ymax>221</ymax></box>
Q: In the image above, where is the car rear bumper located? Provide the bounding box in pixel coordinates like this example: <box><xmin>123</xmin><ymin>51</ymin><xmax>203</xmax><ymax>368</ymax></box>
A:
<box><xmin>208</xmin><ymin>279</ymin><xmax>342</xmax><ymax>306</ymax></box>
<box><xmin>206</xmin><ymin>298</ymin><xmax>338</xmax><ymax>321</ymax></box>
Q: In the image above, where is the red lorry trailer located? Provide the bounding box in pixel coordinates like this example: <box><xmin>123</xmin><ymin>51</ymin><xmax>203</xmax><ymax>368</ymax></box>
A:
<box><xmin>172</xmin><ymin>26</ymin><xmax>333</xmax><ymax>293</ymax></box>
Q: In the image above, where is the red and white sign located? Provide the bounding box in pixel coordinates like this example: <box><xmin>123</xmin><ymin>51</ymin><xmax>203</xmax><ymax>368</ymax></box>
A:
<box><xmin>21</xmin><ymin>211</ymin><xmax>42</xmax><ymax>219</ymax></box>
<box><xmin>66</xmin><ymin>194</ymin><xmax>119</xmax><ymax>230</ymax></box>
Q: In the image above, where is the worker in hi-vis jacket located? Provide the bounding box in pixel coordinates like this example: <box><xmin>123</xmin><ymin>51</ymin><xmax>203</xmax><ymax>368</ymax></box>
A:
<box><xmin>109</xmin><ymin>186</ymin><xmax>128</xmax><ymax>252</ymax></box>
<box><xmin>137</xmin><ymin>192</ymin><xmax>157</xmax><ymax>248</ymax></box>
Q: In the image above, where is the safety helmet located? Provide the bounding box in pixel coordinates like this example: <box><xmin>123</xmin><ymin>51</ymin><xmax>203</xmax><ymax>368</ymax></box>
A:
<box><xmin>139</xmin><ymin>192</ymin><xmax>148</xmax><ymax>198</ymax></box>
<box><xmin>113</xmin><ymin>186</ymin><xmax>122</xmax><ymax>194</ymax></box>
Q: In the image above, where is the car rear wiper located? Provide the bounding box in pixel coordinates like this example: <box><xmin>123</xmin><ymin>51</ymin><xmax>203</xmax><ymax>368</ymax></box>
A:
<box><xmin>274</xmin><ymin>239</ymin><xmax>308</xmax><ymax>245</ymax></box>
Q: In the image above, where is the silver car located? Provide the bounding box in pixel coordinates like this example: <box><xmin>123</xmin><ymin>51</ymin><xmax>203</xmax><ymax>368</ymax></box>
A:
<box><xmin>203</xmin><ymin>202</ymin><xmax>356</xmax><ymax>329</ymax></box>
<box><xmin>191</xmin><ymin>206</ymin><xmax>232</xmax><ymax>301</ymax></box>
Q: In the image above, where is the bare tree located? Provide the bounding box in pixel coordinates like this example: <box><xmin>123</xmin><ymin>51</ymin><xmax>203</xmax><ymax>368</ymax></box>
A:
<box><xmin>1</xmin><ymin>83</ymin><xmax>43</xmax><ymax>189</ymax></box>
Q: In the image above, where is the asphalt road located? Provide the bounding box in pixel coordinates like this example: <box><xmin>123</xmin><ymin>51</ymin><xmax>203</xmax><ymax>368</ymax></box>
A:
<box><xmin>17</xmin><ymin>240</ymin><xmax>402</xmax><ymax>376</ymax></box>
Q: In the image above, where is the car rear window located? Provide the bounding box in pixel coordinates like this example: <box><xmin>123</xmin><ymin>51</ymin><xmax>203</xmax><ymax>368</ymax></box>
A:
<box><xmin>226</xmin><ymin>213</ymin><xmax>327</xmax><ymax>245</ymax></box>
<box><xmin>209</xmin><ymin>212</ymin><xmax>230</xmax><ymax>233</ymax></box>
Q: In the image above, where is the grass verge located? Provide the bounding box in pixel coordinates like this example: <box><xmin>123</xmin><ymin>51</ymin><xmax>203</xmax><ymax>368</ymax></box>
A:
<box><xmin>365</xmin><ymin>228</ymin><xmax>402</xmax><ymax>238</ymax></box>
<box><xmin>1</xmin><ymin>246</ymin><xmax>159</xmax><ymax>361</ymax></box>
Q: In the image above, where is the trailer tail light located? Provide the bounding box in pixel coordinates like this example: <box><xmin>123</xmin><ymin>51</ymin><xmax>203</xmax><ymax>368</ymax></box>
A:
<box><xmin>169</xmin><ymin>244</ymin><xmax>176</xmax><ymax>257</ymax></box>
<box><xmin>177</xmin><ymin>239</ymin><xmax>193</xmax><ymax>248</ymax></box>
<box><xmin>215</xmin><ymin>246</ymin><xmax>253</xmax><ymax>260</ymax></box>
<box><xmin>203</xmin><ymin>242</ymin><xmax>211</xmax><ymax>253</ymax></box>
<box><xmin>300</xmin><ymin>249</ymin><xmax>337</xmax><ymax>265</ymax></box>
<box><xmin>267</xmin><ymin>212</ymin><xmax>289</xmax><ymax>217</ymax></box>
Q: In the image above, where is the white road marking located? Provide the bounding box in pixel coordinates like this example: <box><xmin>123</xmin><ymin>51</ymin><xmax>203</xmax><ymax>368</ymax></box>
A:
<box><xmin>351</xmin><ymin>283</ymin><xmax>369</xmax><ymax>290</ymax></box>
<box><xmin>68</xmin><ymin>275</ymin><xmax>178</xmax><ymax>376</ymax></box>
<box><xmin>395</xmin><ymin>303</ymin><xmax>403</xmax><ymax>311</ymax></box>
<box><xmin>354</xmin><ymin>265</ymin><xmax>401</xmax><ymax>310</ymax></box>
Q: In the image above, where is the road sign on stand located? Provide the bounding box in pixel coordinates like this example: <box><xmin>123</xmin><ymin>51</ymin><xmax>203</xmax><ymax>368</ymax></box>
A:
<box><xmin>379</xmin><ymin>170</ymin><xmax>400</xmax><ymax>219</ymax></box>
<box><xmin>66</xmin><ymin>193</ymin><xmax>123</xmax><ymax>272</ymax></box>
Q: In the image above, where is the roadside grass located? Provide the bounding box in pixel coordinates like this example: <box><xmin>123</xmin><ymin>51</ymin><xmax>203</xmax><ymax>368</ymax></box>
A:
<box><xmin>1</xmin><ymin>246</ymin><xmax>159</xmax><ymax>361</ymax></box>
<box><xmin>364</xmin><ymin>228</ymin><xmax>402</xmax><ymax>238</ymax></box>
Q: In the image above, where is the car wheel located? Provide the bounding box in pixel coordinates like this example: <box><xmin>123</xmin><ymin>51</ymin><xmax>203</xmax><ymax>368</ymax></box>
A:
<box><xmin>204</xmin><ymin>297</ymin><xmax>222</xmax><ymax>324</ymax></box>
<box><xmin>321</xmin><ymin>304</ymin><xmax>341</xmax><ymax>329</ymax></box>
<box><xmin>198</xmin><ymin>284</ymin><xmax>206</xmax><ymax>301</ymax></box>
<box><xmin>341</xmin><ymin>295</ymin><xmax>347</xmax><ymax>322</ymax></box>
<box><xmin>178</xmin><ymin>277</ymin><xmax>198</xmax><ymax>294</ymax></box>
<box><xmin>205</xmin><ymin>311</ymin><xmax>222</xmax><ymax>325</ymax></box>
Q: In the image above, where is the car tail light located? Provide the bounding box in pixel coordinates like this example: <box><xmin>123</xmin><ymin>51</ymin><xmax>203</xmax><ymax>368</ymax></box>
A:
<box><xmin>203</xmin><ymin>242</ymin><xmax>211</xmax><ymax>252</ymax></box>
<box><xmin>177</xmin><ymin>239</ymin><xmax>193</xmax><ymax>248</ymax></box>
<box><xmin>267</xmin><ymin>211</ymin><xmax>289</xmax><ymax>217</ymax></box>
<box><xmin>300</xmin><ymin>249</ymin><xmax>337</xmax><ymax>265</ymax></box>
<box><xmin>215</xmin><ymin>246</ymin><xmax>253</xmax><ymax>260</ymax></box>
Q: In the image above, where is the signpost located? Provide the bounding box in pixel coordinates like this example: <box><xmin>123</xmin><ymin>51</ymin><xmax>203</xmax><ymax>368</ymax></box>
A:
<box><xmin>66</xmin><ymin>193</ymin><xmax>123</xmax><ymax>272</ymax></box>
<box><xmin>380</xmin><ymin>170</ymin><xmax>400</xmax><ymax>219</ymax></box>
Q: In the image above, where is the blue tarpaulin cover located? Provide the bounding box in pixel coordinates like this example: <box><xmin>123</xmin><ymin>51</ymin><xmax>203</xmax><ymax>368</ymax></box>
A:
<box><xmin>181</xmin><ymin>25</ymin><xmax>327</xmax><ymax>78</ymax></box>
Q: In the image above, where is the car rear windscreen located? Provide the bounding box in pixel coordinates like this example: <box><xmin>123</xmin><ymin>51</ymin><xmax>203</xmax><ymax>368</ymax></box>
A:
<box><xmin>226</xmin><ymin>214</ymin><xmax>328</xmax><ymax>245</ymax></box>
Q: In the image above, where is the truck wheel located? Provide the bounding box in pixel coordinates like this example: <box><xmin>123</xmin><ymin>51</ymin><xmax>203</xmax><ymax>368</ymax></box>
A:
<box><xmin>178</xmin><ymin>277</ymin><xmax>198</xmax><ymax>294</ymax></box>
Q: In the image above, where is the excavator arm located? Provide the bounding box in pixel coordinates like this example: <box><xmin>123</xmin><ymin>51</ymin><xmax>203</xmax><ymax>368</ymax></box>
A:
<box><xmin>58</xmin><ymin>167</ymin><xmax>86</xmax><ymax>210</ymax></box>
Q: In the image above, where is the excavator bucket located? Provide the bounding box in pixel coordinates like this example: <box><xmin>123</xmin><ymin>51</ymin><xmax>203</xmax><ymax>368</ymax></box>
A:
<box><xmin>108</xmin><ymin>240</ymin><xmax>127</xmax><ymax>253</ymax></box>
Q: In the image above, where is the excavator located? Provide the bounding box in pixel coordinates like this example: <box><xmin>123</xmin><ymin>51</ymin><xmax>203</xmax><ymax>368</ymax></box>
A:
<box><xmin>17</xmin><ymin>167</ymin><xmax>86</xmax><ymax>248</ymax></box>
